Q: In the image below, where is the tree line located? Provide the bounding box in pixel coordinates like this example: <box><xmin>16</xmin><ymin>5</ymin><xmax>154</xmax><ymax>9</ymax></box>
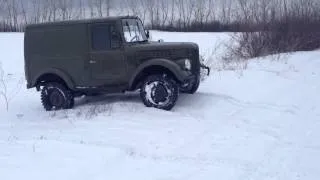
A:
<box><xmin>0</xmin><ymin>0</ymin><xmax>320</xmax><ymax>32</ymax></box>
<box><xmin>1</xmin><ymin>0</ymin><xmax>320</xmax><ymax>56</ymax></box>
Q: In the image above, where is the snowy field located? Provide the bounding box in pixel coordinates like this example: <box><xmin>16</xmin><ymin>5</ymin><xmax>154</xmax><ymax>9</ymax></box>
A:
<box><xmin>1</xmin><ymin>31</ymin><xmax>320</xmax><ymax>180</ymax></box>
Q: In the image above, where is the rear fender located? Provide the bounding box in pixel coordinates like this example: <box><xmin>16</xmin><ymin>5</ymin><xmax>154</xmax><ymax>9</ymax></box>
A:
<box><xmin>31</xmin><ymin>68</ymin><xmax>75</xmax><ymax>90</ymax></box>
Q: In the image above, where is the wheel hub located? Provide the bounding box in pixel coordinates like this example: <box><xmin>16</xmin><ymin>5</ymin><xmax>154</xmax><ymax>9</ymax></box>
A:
<box><xmin>145</xmin><ymin>81</ymin><xmax>171</xmax><ymax>106</ymax></box>
<box><xmin>152</xmin><ymin>83</ymin><xmax>169</xmax><ymax>104</ymax></box>
<box><xmin>49</xmin><ymin>90</ymin><xmax>64</xmax><ymax>107</ymax></box>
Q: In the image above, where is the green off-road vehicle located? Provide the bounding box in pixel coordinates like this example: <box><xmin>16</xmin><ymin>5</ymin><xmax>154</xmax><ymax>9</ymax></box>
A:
<box><xmin>24</xmin><ymin>16</ymin><xmax>210</xmax><ymax>111</ymax></box>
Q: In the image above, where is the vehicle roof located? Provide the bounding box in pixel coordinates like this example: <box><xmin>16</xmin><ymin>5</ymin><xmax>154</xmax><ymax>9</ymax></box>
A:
<box><xmin>26</xmin><ymin>16</ymin><xmax>139</xmax><ymax>29</ymax></box>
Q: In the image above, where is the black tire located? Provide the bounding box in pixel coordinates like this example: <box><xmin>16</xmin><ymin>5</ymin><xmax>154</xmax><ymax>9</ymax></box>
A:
<box><xmin>180</xmin><ymin>75</ymin><xmax>200</xmax><ymax>94</ymax></box>
<box><xmin>41</xmin><ymin>82</ymin><xmax>74</xmax><ymax>111</ymax></box>
<box><xmin>140</xmin><ymin>74</ymin><xmax>179</xmax><ymax>111</ymax></box>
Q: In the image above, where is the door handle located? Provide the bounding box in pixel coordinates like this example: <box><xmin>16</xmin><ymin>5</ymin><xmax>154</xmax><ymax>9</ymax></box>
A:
<box><xmin>89</xmin><ymin>60</ymin><xmax>97</xmax><ymax>64</ymax></box>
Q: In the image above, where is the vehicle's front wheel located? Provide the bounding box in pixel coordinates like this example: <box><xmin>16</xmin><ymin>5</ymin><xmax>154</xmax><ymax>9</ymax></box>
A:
<box><xmin>41</xmin><ymin>82</ymin><xmax>74</xmax><ymax>111</ymax></box>
<box><xmin>140</xmin><ymin>74</ymin><xmax>179</xmax><ymax>111</ymax></box>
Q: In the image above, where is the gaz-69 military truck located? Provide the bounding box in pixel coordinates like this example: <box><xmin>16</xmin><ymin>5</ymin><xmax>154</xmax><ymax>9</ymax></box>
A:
<box><xmin>24</xmin><ymin>16</ymin><xmax>210</xmax><ymax>111</ymax></box>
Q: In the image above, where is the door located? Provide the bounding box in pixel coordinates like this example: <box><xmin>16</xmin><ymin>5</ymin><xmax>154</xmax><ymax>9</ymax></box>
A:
<box><xmin>89</xmin><ymin>23</ymin><xmax>127</xmax><ymax>86</ymax></box>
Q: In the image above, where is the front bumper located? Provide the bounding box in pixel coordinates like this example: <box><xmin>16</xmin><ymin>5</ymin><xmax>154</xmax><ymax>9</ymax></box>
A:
<box><xmin>181</xmin><ymin>63</ymin><xmax>210</xmax><ymax>85</ymax></box>
<box><xmin>199</xmin><ymin>63</ymin><xmax>210</xmax><ymax>82</ymax></box>
<box><xmin>200</xmin><ymin>63</ymin><xmax>210</xmax><ymax>76</ymax></box>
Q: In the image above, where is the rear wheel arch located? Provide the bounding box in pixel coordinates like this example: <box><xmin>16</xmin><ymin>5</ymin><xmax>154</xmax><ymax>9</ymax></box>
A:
<box><xmin>33</xmin><ymin>69</ymin><xmax>75</xmax><ymax>90</ymax></box>
<box><xmin>36</xmin><ymin>73</ymin><xmax>66</xmax><ymax>87</ymax></box>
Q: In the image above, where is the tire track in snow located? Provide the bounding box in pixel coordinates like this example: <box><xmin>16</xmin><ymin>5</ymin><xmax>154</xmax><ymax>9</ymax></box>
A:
<box><xmin>12</xmin><ymin>137</ymin><xmax>256</xmax><ymax>173</ymax></box>
<box><xmin>216</xmin><ymin>93</ymin><xmax>299</xmax><ymax>114</ymax></box>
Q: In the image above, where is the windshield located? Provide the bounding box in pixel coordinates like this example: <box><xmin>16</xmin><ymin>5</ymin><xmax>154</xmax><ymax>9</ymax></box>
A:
<box><xmin>122</xmin><ymin>19</ymin><xmax>148</xmax><ymax>43</ymax></box>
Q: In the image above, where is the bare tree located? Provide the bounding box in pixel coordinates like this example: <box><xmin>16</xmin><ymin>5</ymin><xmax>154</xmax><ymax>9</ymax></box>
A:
<box><xmin>18</xmin><ymin>0</ymin><xmax>28</xmax><ymax>25</ymax></box>
<box><xmin>46</xmin><ymin>0</ymin><xmax>58</xmax><ymax>22</ymax></box>
<box><xmin>0</xmin><ymin>0</ymin><xmax>6</xmax><ymax>15</ymax></box>
<box><xmin>5</xmin><ymin>0</ymin><xmax>19</xmax><ymax>30</ymax></box>
<box><xmin>0</xmin><ymin>0</ymin><xmax>6</xmax><ymax>26</ymax></box>
<box><xmin>237</xmin><ymin>0</ymin><xmax>251</xmax><ymax>23</ymax></box>
<box><xmin>193</xmin><ymin>0</ymin><xmax>215</xmax><ymax>26</ymax></box>
<box><xmin>92</xmin><ymin>0</ymin><xmax>104</xmax><ymax>17</ymax></box>
<box><xmin>28</xmin><ymin>0</ymin><xmax>56</xmax><ymax>23</ymax></box>
<box><xmin>87</xmin><ymin>0</ymin><xmax>112</xmax><ymax>18</ymax></box>
<box><xmin>56</xmin><ymin>0</ymin><xmax>75</xmax><ymax>20</ymax></box>
<box><xmin>219</xmin><ymin>0</ymin><xmax>232</xmax><ymax>24</ymax></box>
<box><xmin>78</xmin><ymin>0</ymin><xmax>85</xmax><ymax>19</ymax></box>
<box><xmin>145</xmin><ymin>0</ymin><xmax>156</xmax><ymax>28</ymax></box>
<box><xmin>159</xmin><ymin>0</ymin><xmax>169</xmax><ymax>27</ymax></box>
<box><xmin>0</xmin><ymin>62</ymin><xmax>9</xmax><ymax>111</ymax></box>
<box><xmin>176</xmin><ymin>0</ymin><xmax>196</xmax><ymax>29</ymax></box>
<box><xmin>105</xmin><ymin>0</ymin><xmax>112</xmax><ymax>16</ymax></box>
<box><xmin>204</xmin><ymin>0</ymin><xmax>215</xmax><ymax>24</ymax></box>
<box><xmin>168</xmin><ymin>0</ymin><xmax>176</xmax><ymax>26</ymax></box>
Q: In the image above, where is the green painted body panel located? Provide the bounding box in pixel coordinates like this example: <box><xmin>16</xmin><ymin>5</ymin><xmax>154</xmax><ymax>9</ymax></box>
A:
<box><xmin>24</xmin><ymin>16</ymin><xmax>200</xmax><ymax>93</ymax></box>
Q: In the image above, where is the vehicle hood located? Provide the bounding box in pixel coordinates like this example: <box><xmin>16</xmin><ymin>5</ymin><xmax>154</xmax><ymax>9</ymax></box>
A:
<box><xmin>133</xmin><ymin>41</ymin><xmax>198</xmax><ymax>50</ymax></box>
<box><xmin>128</xmin><ymin>41</ymin><xmax>199</xmax><ymax>61</ymax></box>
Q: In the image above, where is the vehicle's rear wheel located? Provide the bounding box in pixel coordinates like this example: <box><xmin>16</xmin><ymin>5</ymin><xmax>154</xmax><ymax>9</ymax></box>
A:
<box><xmin>180</xmin><ymin>75</ymin><xmax>200</xmax><ymax>94</ymax></box>
<box><xmin>41</xmin><ymin>82</ymin><xmax>74</xmax><ymax>111</ymax></box>
<box><xmin>140</xmin><ymin>74</ymin><xmax>179</xmax><ymax>111</ymax></box>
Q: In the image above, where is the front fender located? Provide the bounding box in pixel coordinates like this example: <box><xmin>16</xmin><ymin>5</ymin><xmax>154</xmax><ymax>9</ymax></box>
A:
<box><xmin>31</xmin><ymin>68</ymin><xmax>75</xmax><ymax>89</ymax></box>
<box><xmin>129</xmin><ymin>58</ymin><xmax>191</xmax><ymax>89</ymax></box>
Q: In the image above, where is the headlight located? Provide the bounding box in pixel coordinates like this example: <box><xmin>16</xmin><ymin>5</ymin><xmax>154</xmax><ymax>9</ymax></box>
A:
<box><xmin>184</xmin><ymin>59</ymin><xmax>192</xmax><ymax>70</ymax></box>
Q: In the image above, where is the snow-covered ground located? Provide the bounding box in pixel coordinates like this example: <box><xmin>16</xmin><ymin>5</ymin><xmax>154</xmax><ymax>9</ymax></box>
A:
<box><xmin>1</xmin><ymin>31</ymin><xmax>320</xmax><ymax>180</ymax></box>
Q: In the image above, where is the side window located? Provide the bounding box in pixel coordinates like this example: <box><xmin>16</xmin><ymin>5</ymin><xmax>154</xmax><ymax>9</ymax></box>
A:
<box><xmin>91</xmin><ymin>24</ymin><xmax>111</xmax><ymax>51</ymax></box>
